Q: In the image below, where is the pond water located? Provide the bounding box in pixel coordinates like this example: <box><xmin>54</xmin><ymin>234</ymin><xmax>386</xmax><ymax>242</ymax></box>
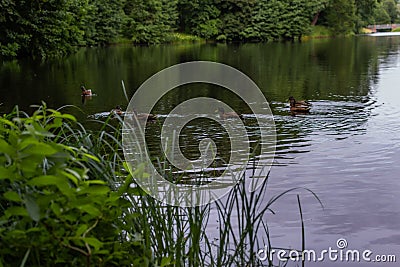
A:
<box><xmin>1</xmin><ymin>36</ymin><xmax>400</xmax><ymax>266</ymax></box>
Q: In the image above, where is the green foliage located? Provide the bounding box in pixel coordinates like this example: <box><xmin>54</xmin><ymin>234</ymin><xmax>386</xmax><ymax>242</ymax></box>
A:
<box><xmin>0</xmin><ymin>0</ymin><xmax>88</xmax><ymax>58</ymax></box>
<box><xmin>243</xmin><ymin>0</ymin><xmax>286</xmax><ymax>41</ymax></box>
<box><xmin>0</xmin><ymin>0</ymin><xmax>394</xmax><ymax>58</ymax></box>
<box><xmin>383</xmin><ymin>0</ymin><xmax>398</xmax><ymax>23</ymax></box>
<box><xmin>354</xmin><ymin>0</ymin><xmax>379</xmax><ymax>30</ymax></box>
<box><xmin>0</xmin><ymin>96</ymin><xmax>323</xmax><ymax>266</ymax></box>
<box><xmin>307</xmin><ymin>25</ymin><xmax>334</xmax><ymax>37</ymax></box>
<box><xmin>123</xmin><ymin>0</ymin><xmax>179</xmax><ymax>44</ymax></box>
<box><xmin>178</xmin><ymin>0</ymin><xmax>221</xmax><ymax>39</ymax></box>
<box><xmin>373</xmin><ymin>3</ymin><xmax>392</xmax><ymax>24</ymax></box>
<box><xmin>84</xmin><ymin>0</ymin><xmax>125</xmax><ymax>45</ymax></box>
<box><xmin>179</xmin><ymin>0</ymin><xmax>329</xmax><ymax>42</ymax></box>
<box><xmin>244</xmin><ymin>0</ymin><xmax>328</xmax><ymax>41</ymax></box>
<box><xmin>0</xmin><ymin>0</ymin><xmax>125</xmax><ymax>57</ymax></box>
<box><xmin>216</xmin><ymin>0</ymin><xmax>257</xmax><ymax>41</ymax></box>
<box><xmin>318</xmin><ymin>0</ymin><xmax>380</xmax><ymax>33</ymax></box>
<box><xmin>324</xmin><ymin>0</ymin><xmax>356</xmax><ymax>35</ymax></box>
<box><xmin>397</xmin><ymin>3</ymin><xmax>400</xmax><ymax>23</ymax></box>
<box><xmin>0</xmin><ymin>105</ymin><xmax>151</xmax><ymax>266</ymax></box>
<box><xmin>170</xmin><ymin>33</ymin><xmax>204</xmax><ymax>42</ymax></box>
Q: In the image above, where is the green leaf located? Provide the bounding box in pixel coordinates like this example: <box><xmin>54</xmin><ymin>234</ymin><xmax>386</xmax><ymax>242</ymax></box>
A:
<box><xmin>78</xmin><ymin>185</ymin><xmax>110</xmax><ymax>196</ymax></box>
<box><xmin>23</xmin><ymin>124</ymin><xmax>55</xmax><ymax>138</ymax></box>
<box><xmin>26</xmin><ymin>227</ymin><xmax>42</xmax><ymax>234</ymax></box>
<box><xmin>0</xmin><ymin>166</ymin><xmax>15</xmax><ymax>180</ymax></box>
<box><xmin>5</xmin><ymin>206</ymin><xmax>28</xmax><ymax>218</ymax></box>
<box><xmin>82</xmin><ymin>237</ymin><xmax>103</xmax><ymax>251</ymax></box>
<box><xmin>94</xmin><ymin>249</ymin><xmax>110</xmax><ymax>255</ymax></box>
<box><xmin>64</xmin><ymin>213</ymin><xmax>78</xmax><ymax>222</ymax></box>
<box><xmin>45</xmin><ymin>117</ymin><xmax>62</xmax><ymax>130</ymax></box>
<box><xmin>62</xmin><ymin>169</ymin><xmax>81</xmax><ymax>185</ymax></box>
<box><xmin>77</xmin><ymin>205</ymin><xmax>101</xmax><ymax>216</ymax></box>
<box><xmin>86</xmin><ymin>180</ymin><xmax>106</xmax><ymax>185</ymax></box>
<box><xmin>106</xmin><ymin>192</ymin><xmax>122</xmax><ymax>203</ymax></box>
<box><xmin>3</xmin><ymin>191</ymin><xmax>22</xmax><ymax>202</ymax></box>
<box><xmin>160</xmin><ymin>257</ymin><xmax>173</xmax><ymax>267</ymax></box>
<box><xmin>0</xmin><ymin>117</ymin><xmax>18</xmax><ymax>130</ymax></box>
<box><xmin>28</xmin><ymin>175</ymin><xmax>71</xmax><ymax>195</ymax></box>
<box><xmin>19</xmin><ymin>136</ymin><xmax>40</xmax><ymax>150</ymax></box>
<box><xmin>25</xmin><ymin>194</ymin><xmax>40</xmax><ymax>222</ymax></box>
<box><xmin>0</xmin><ymin>139</ymin><xmax>15</xmax><ymax>156</ymax></box>
<box><xmin>128</xmin><ymin>187</ymin><xmax>145</xmax><ymax>196</ymax></box>
<box><xmin>20</xmin><ymin>248</ymin><xmax>31</xmax><ymax>267</ymax></box>
<box><xmin>22</xmin><ymin>143</ymin><xmax>58</xmax><ymax>155</ymax></box>
<box><xmin>82</xmin><ymin>153</ymin><xmax>100</xmax><ymax>162</ymax></box>
<box><xmin>6</xmin><ymin>230</ymin><xmax>27</xmax><ymax>239</ymax></box>
<box><xmin>58</xmin><ymin>113</ymin><xmax>76</xmax><ymax>121</ymax></box>
<box><xmin>50</xmin><ymin>202</ymin><xmax>62</xmax><ymax>217</ymax></box>
<box><xmin>28</xmin><ymin>175</ymin><xmax>66</xmax><ymax>186</ymax></box>
<box><xmin>75</xmin><ymin>224</ymin><xmax>88</xmax><ymax>237</ymax></box>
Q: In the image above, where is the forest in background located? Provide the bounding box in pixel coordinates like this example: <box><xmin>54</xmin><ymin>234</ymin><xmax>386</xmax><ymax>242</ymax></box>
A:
<box><xmin>1</xmin><ymin>0</ymin><xmax>399</xmax><ymax>58</ymax></box>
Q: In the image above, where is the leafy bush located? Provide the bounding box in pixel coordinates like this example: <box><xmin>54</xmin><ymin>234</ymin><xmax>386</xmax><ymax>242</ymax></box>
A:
<box><xmin>169</xmin><ymin>33</ymin><xmax>204</xmax><ymax>42</ymax></box>
<box><xmin>0</xmin><ymin>104</ymin><xmax>320</xmax><ymax>267</ymax></box>
<box><xmin>122</xmin><ymin>0</ymin><xmax>178</xmax><ymax>44</ymax></box>
<box><xmin>307</xmin><ymin>25</ymin><xmax>334</xmax><ymax>38</ymax></box>
<box><xmin>0</xmin><ymin>105</ymin><xmax>151</xmax><ymax>266</ymax></box>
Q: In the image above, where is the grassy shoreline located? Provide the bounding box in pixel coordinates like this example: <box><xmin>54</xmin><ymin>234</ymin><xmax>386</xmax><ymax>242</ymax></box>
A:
<box><xmin>0</xmin><ymin>104</ymin><xmax>321</xmax><ymax>266</ymax></box>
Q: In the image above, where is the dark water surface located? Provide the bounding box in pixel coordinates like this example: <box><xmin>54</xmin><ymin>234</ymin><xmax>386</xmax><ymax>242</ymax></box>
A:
<box><xmin>1</xmin><ymin>36</ymin><xmax>400</xmax><ymax>266</ymax></box>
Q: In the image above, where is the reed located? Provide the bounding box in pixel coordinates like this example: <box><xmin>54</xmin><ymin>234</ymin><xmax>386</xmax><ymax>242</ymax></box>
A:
<box><xmin>118</xmin><ymin>118</ymin><xmax>323</xmax><ymax>266</ymax></box>
<box><xmin>80</xmin><ymin>106</ymin><xmax>322</xmax><ymax>266</ymax></box>
<box><xmin>0</xmin><ymin>103</ymin><xmax>322</xmax><ymax>266</ymax></box>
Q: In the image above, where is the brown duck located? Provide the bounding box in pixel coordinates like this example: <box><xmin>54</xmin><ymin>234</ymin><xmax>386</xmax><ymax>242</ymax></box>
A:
<box><xmin>133</xmin><ymin>109</ymin><xmax>157</xmax><ymax>121</ymax></box>
<box><xmin>111</xmin><ymin>105</ymin><xmax>124</xmax><ymax>116</ymax></box>
<box><xmin>216</xmin><ymin>107</ymin><xmax>242</xmax><ymax>119</ymax></box>
<box><xmin>289</xmin><ymin>97</ymin><xmax>311</xmax><ymax>113</ymax></box>
<box><xmin>81</xmin><ymin>85</ymin><xmax>92</xmax><ymax>96</ymax></box>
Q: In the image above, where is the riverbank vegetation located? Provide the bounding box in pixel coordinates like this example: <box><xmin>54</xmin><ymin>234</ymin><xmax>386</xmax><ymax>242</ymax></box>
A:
<box><xmin>1</xmin><ymin>0</ymin><xmax>399</xmax><ymax>58</ymax></box>
<box><xmin>0</xmin><ymin>104</ymin><xmax>321</xmax><ymax>266</ymax></box>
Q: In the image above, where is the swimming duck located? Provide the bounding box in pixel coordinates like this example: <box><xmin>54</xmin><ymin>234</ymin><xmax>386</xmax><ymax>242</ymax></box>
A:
<box><xmin>289</xmin><ymin>98</ymin><xmax>311</xmax><ymax>113</ymax></box>
<box><xmin>216</xmin><ymin>107</ymin><xmax>242</xmax><ymax>119</ymax></box>
<box><xmin>81</xmin><ymin>85</ymin><xmax>92</xmax><ymax>96</ymax></box>
<box><xmin>111</xmin><ymin>105</ymin><xmax>124</xmax><ymax>116</ymax></box>
<box><xmin>133</xmin><ymin>109</ymin><xmax>157</xmax><ymax>121</ymax></box>
<box><xmin>289</xmin><ymin>96</ymin><xmax>311</xmax><ymax>107</ymax></box>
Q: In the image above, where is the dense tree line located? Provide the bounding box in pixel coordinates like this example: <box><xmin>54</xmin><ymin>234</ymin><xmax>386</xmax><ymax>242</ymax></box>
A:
<box><xmin>1</xmin><ymin>0</ymin><xmax>399</xmax><ymax>58</ymax></box>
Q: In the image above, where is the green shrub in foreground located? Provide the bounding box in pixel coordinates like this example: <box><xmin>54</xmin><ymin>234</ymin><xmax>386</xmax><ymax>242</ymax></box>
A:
<box><xmin>0</xmin><ymin>104</ymin><xmax>321</xmax><ymax>267</ymax></box>
<box><xmin>0</xmin><ymin>105</ymin><xmax>151</xmax><ymax>267</ymax></box>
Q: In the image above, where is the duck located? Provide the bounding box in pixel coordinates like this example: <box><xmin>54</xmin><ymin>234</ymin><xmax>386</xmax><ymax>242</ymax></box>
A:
<box><xmin>288</xmin><ymin>96</ymin><xmax>311</xmax><ymax>107</ymax></box>
<box><xmin>111</xmin><ymin>105</ymin><xmax>124</xmax><ymax>116</ymax></box>
<box><xmin>216</xmin><ymin>107</ymin><xmax>242</xmax><ymax>119</ymax></box>
<box><xmin>289</xmin><ymin>98</ymin><xmax>311</xmax><ymax>113</ymax></box>
<box><xmin>290</xmin><ymin>105</ymin><xmax>311</xmax><ymax>113</ymax></box>
<box><xmin>133</xmin><ymin>109</ymin><xmax>157</xmax><ymax>121</ymax></box>
<box><xmin>81</xmin><ymin>85</ymin><xmax>92</xmax><ymax>96</ymax></box>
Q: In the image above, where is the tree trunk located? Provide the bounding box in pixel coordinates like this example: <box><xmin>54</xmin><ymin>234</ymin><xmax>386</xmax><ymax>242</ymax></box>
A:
<box><xmin>311</xmin><ymin>12</ymin><xmax>320</xmax><ymax>26</ymax></box>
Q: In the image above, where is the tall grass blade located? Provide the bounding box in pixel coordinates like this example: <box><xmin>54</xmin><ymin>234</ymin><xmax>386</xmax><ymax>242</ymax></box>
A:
<box><xmin>121</xmin><ymin>80</ymin><xmax>129</xmax><ymax>103</ymax></box>
<box><xmin>297</xmin><ymin>194</ymin><xmax>305</xmax><ymax>267</ymax></box>
<box><xmin>19</xmin><ymin>248</ymin><xmax>30</xmax><ymax>267</ymax></box>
